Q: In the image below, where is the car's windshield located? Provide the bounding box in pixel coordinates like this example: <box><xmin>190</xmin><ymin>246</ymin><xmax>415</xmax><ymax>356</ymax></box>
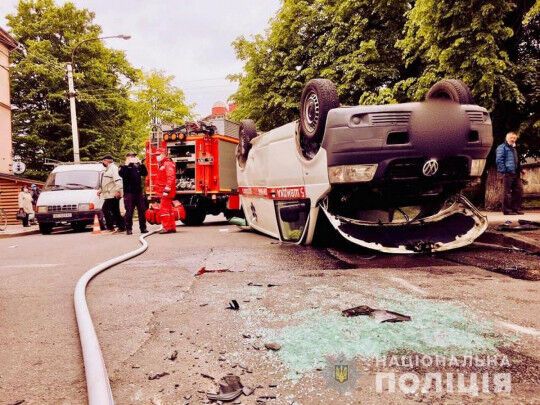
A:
<box><xmin>44</xmin><ymin>170</ymin><xmax>100</xmax><ymax>191</ymax></box>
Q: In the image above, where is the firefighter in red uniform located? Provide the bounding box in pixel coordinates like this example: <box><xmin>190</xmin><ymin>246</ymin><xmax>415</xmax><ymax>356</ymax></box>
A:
<box><xmin>155</xmin><ymin>148</ymin><xmax>177</xmax><ymax>233</ymax></box>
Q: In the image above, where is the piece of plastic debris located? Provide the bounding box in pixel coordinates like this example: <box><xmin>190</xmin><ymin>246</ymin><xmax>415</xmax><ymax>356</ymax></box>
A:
<box><xmin>497</xmin><ymin>223</ymin><xmax>539</xmax><ymax>232</ymax></box>
<box><xmin>264</xmin><ymin>342</ymin><xmax>281</xmax><ymax>351</ymax></box>
<box><xmin>342</xmin><ymin>305</ymin><xmax>411</xmax><ymax>323</ymax></box>
<box><xmin>195</xmin><ymin>267</ymin><xmax>232</xmax><ymax>276</ymax></box>
<box><xmin>229</xmin><ymin>217</ymin><xmax>248</xmax><ymax>227</ymax></box>
<box><xmin>148</xmin><ymin>372</ymin><xmax>169</xmax><ymax>380</ymax></box>
<box><xmin>519</xmin><ymin>219</ymin><xmax>540</xmax><ymax>227</ymax></box>
<box><xmin>207</xmin><ymin>375</ymin><xmax>244</xmax><ymax>402</ymax></box>
<box><xmin>166</xmin><ymin>350</ymin><xmax>178</xmax><ymax>361</ymax></box>
<box><xmin>226</xmin><ymin>300</ymin><xmax>240</xmax><ymax>310</ymax></box>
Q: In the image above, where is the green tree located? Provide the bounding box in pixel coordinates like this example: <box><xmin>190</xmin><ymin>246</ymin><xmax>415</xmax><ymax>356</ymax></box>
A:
<box><xmin>124</xmin><ymin>70</ymin><xmax>192</xmax><ymax>154</ymax></box>
<box><xmin>7</xmin><ymin>0</ymin><xmax>139</xmax><ymax>178</ymax></box>
<box><xmin>230</xmin><ymin>0</ymin><xmax>410</xmax><ymax>131</ymax></box>
<box><xmin>394</xmin><ymin>0</ymin><xmax>539</xmax><ymax>156</ymax></box>
<box><xmin>231</xmin><ymin>0</ymin><xmax>538</xmax><ymax>158</ymax></box>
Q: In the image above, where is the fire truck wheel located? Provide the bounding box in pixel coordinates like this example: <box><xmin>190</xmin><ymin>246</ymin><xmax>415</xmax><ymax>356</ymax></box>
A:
<box><xmin>298</xmin><ymin>78</ymin><xmax>340</xmax><ymax>160</ymax></box>
<box><xmin>181</xmin><ymin>208</ymin><xmax>206</xmax><ymax>226</ymax></box>
<box><xmin>237</xmin><ymin>119</ymin><xmax>257</xmax><ymax>167</ymax></box>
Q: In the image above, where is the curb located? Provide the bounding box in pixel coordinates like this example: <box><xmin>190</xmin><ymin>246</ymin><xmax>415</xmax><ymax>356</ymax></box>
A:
<box><xmin>479</xmin><ymin>231</ymin><xmax>540</xmax><ymax>254</ymax></box>
<box><xmin>0</xmin><ymin>229</ymin><xmax>40</xmax><ymax>239</ymax></box>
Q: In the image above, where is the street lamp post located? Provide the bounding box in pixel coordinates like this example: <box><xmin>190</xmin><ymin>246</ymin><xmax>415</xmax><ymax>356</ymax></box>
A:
<box><xmin>67</xmin><ymin>35</ymin><xmax>131</xmax><ymax>162</ymax></box>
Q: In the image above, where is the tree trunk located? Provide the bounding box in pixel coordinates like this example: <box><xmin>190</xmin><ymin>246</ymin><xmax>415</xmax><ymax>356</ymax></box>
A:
<box><xmin>484</xmin><ymin>167</ymin><xmax>503</xmax><ymax>210</ymax></box>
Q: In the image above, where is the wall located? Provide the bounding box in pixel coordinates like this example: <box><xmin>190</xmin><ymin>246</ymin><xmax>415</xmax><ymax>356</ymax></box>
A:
<box><xmin>523</xmin><ymin>165</ymin><xmax>540</xmax><ymax>197</ymax></box>
<box><xmin>0</xmin><ymin>176</ymin><xmax>44</xmax><ymax>225</ymax></box>
<box><xmin>0</xmin><ymin>41</ymin><xmax>12</xmax><ymax>174</ymax></box>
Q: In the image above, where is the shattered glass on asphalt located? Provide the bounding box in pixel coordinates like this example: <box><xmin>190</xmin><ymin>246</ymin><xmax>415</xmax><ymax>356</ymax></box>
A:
<box><xmin>240</xmin><ymin>287</ymin><xmax>514</xmax><ymax>378</ymax></box>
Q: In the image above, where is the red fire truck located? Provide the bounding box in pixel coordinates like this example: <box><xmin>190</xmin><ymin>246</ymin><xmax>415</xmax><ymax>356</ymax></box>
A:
<box><xmin>145</xmin><ymin>118</ymin><xmax>242</xmax><ymax>225</ymax></box>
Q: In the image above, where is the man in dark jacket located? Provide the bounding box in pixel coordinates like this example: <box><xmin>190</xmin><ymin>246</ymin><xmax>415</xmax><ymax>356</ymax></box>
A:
<box><xmin>495</xmin><ymin>132</ymin><xmax>524</xmax><ymax>215</ymax></box>
<box><xmin>119</xmin><ymin>152</ymin><xmax>148</xmax><ymax>235</ymax></box>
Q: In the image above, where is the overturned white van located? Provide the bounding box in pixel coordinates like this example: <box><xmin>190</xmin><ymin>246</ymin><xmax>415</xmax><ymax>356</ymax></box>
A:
<box><xmin>236</xmin><ymin>79</ymin><xmax>492</xmax><ymax>253</ymax></box>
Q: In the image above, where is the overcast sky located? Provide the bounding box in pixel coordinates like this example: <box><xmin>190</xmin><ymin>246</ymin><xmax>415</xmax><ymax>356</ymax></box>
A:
<box><xmin>0</xmin><ymin>0</ymin><xmax>281</xmax><ymax>116</ymax></box>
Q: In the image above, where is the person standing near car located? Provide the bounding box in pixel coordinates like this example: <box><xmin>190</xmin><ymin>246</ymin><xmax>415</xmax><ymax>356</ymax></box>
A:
<box><xmin>17</xmin><ymin>186</ymin><xmax>34</xmax><ymax>227</ymax></box>
<box><xmin>119</xmin><ymin>152</ymin><xmax>148</xmax><ymax>235</ymax></box>
<box><xmin>30</xmin><ymin>184</ymin><xmax>40</xmax><ymax>224</ymax></box>
<box><xmin>154</xmin><ymin>148</ymin><xmax>177</xmax><ymax>233</ymax></box>
<box><xmin>496</xmin><ymin>132</ymin><xmax>524</xmax><ymax>215</ymax></box>
<box><xmin>98</xmin><ymin>154</ymin><xmax>125</xmax><ymax>232</ymax></box>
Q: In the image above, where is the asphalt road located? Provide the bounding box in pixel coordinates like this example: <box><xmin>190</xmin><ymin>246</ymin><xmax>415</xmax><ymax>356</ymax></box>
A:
<box><xmin>0</xmin><ymin>217</ymin><xmax>539</xmax><ymax>404</ymax></box>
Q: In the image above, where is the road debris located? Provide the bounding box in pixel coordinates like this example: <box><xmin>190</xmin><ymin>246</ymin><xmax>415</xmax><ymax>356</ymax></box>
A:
<box><xmin>195</xmin><ymin>267</ymin><xmax>232</xmax><ymax>276</ymax></box>
<box><xmin>229</xmin><ymin>217</ymin><xmax>248</xmax><ymax>227</ymax></box>
<box><xmin>148</xmin><ymin>371</ymin><xmax>169</xmax><ymax>380</ymax></box>
<box><xmin>207</xmin><ymin>374</ymin><xmax>244</xmax><ymax>402</ymax></box>
<box><xmin>264</xmin><ymin>342</ymin><xmax>281</xmax><ymax>351</ymax></box>
<box><xmin>226</xmin><ymin>300</ymin><xmax>240</xmax><ymax>310</ymax></box>
<box><xmin>342</xmin><ymin>305</ymin><xmax>411</xmax><ymax>323</ymax></box>
<box><xmin>166</xmin><ymin>350</ymin><xmax>178</xmax><ymax>361</ymax></box>
<box><xmin>497</xmin><ymin>221</ymin><xmax>540</xmax><ymax>232</ymax></box>
<box><xmin>519</xmin><ymin>219</ymin><xmax>540</xmax><ymax>227</ymax></box>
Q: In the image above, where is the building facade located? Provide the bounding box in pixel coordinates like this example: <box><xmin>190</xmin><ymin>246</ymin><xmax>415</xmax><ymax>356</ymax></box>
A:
<box><xmin>0</xmin><ymin>27</ymin><xmax>18</xmax><ymax>174</ymax></box>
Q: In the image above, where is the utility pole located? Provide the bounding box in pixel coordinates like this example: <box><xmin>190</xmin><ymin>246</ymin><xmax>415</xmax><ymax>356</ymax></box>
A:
<box><xmin>66</xmin><ymin>62</ymin><xmax>80</xmax><ymax>163</ymax></box>
<box><xmin>66</xmin><ymin>34</ymin><xmax>131</xmax><ymax>163</ymax></box>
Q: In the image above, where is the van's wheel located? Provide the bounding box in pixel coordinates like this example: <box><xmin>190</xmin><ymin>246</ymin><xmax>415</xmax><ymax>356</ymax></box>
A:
<box><xmin>236</xmin><ymin>119</ymin><xmax>257</xmax><ymax>167</ymax></box>
<box><xmin>426</xmin><ymin>79</ymin><xmax>474</xmax><ymax>104</ymax></box>
<box><xmin>181</xmin><ymin>208</ymin><xmax>206</xmax><ymax>226</ymax></box>
<box><xmin>299</xmin><ymin>78</ymin><xmax>340</xmax><ymax>159</ymax></box>
<box><xmin>39</xmin><ymin>223</ymin><xmax>53</xmax><ymax>235</ymax></box>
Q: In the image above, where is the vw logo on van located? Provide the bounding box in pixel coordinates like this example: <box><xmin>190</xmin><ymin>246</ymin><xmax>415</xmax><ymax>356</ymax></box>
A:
<box><xmin>422</xmin><ymin>159</ymin><xmax>439</xmax><ymax>176</ymax></box>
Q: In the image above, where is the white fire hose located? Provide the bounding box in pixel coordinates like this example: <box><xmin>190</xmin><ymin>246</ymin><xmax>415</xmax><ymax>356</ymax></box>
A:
<box><xmin>74</xmin><ymin>228</ymin><xmax>160</xmax><ymax>404</ymax></box>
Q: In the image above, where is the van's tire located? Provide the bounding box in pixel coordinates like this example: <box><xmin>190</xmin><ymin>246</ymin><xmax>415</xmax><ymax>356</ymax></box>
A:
<box><xmin>181</xmin><ymin>208</ymin><xmax>206</xmax><ymax>226</ymax></box>
<box><xmin>236</xmin><ymin>119</ymin><xmax>257</xmax><ymax>167</ymax></box>
<box><xmin>426</xmin><ymin>79</ymin><xmax>474</xmax><ymax>104</ymax></box>
<box><xmin>39</xmin><ymin>223</ymin><xmax>53</xmax><ymax>235</ymax></box>
<box><xmin>299</xmin><ymin>79</ymin><xmax>340</xmax><ymax>159</ymax></box>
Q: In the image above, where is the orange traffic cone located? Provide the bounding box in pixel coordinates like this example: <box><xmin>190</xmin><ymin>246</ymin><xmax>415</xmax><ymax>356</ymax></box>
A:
<box><xmin>92</xmin><ymin>214</ymin><xmax>101</xmax><ymax>234</ymax></box>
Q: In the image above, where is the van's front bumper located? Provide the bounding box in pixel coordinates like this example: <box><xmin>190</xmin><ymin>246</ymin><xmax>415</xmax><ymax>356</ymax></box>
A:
<box><xmin>320</xmin><ymin>195</ymin><xmax>487</xmax><ymax>254</ymax></box>
<box><xmin>36</xmin><ymin>210</ymin><xmax>102</xmax><ymax>225</ymax></box>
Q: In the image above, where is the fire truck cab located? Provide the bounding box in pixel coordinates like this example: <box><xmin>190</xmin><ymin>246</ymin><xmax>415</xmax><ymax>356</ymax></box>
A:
<box><xmin>145</xmin><ymin>117</ymin><xmax>242</xmax><ymax>225</ymax></box>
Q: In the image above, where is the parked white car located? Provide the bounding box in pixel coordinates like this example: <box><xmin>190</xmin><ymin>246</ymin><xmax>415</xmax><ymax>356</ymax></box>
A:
<box><xmin>36</xmin><ymin>163</ymin><xmax>104</xmax><ymax>234</ymax></box>
<box><xmin>236</xmin><ymin>79</ymin><xmax>492</xmax><ymax>253</ymax></box>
